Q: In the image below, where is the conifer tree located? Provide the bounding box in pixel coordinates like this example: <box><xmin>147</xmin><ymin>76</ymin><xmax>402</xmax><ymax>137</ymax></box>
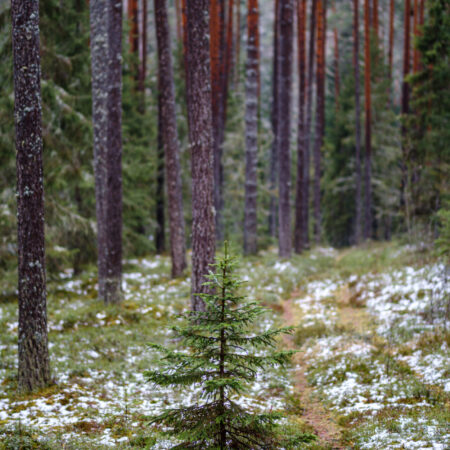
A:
<box><xmin>244</xmin><ymin>0</ymin><xmax>260</xmax><ymax>255</ymax></box>
<box><xmin>304</xmin><ymin>0</ymin><xmax>318</xmax><ymax>248</ymax></box>
<box><xmin>294</xmin><ymin>0</ymin><xmax>307</xmax><ymax>253</ymax></box>
<box><xmin>145</xmin><ymin>243</ymin><xmax>295</xmax><ymax>449</ymax></box>
<box><xmin>185</xmin><ymin>0</ymin><xmax>215</xmax><ymax>311</ymax></box>
<box><xmin>12</xmin><ymin>0</ymin><xmax>51</xmax><ymax>392</ymax></box>
<box><xmin>277</xmin><ymin>0</ymin><xmax>294</xmax><ymax>258</ymax></box>
<box><xmin>354</xmin><ymin>0</ymin><xmax>363</xmax><ymax>244</ymax></box>
<box><xmin>154</xmin><ymin>0</ymin><xmax>187</xmax><ymax>277</ymax></box>
<box><xmin>268</xmin><ymin>0</ymin><xmax>280</xmax><ymax>239</ymax></box>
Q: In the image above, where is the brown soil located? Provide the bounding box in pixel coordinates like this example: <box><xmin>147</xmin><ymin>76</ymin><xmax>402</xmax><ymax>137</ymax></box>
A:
<box><xmin>282</xmin><ymin>296</ymin><xmax>344</xmax><ymax>449</ymax></box>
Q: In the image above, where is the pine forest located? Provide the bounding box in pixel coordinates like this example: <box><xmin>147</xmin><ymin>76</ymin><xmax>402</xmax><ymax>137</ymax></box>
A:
<box><xmin>0</xmin><ymin>0</ymin><xmax>449</xmax><ymax>448</ymax></box>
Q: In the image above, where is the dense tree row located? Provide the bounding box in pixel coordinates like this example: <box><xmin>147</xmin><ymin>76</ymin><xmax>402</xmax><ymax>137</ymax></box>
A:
<box><xmin>2</xmin><ymin>0</ymin><xmax>449</xmax><ymax>390</ymax></box>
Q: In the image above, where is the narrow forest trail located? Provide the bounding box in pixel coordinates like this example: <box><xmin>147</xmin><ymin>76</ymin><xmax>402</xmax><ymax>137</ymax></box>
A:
<box><xmin>282</xmin><ymin>295</ymin><xmax>343</xmax><ymax>449</ymax></box>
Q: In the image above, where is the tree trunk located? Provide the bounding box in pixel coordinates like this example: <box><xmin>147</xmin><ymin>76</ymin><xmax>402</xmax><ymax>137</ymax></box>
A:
<box><xmin>210</xmin><ymin>0</ymin><xmax>226</xmax><ymax>241</ymax></box>
<box><xmin>235</xmin><ymin>0</ymin><xmax>241</xmax><ymax>87</ymax></box>
<box><xmin>90</xmin><ymin>0</ymin><xmax>108</xmax><ymax>300</ymax></box>
<box><xmin>401</xmin><ymin>0</ymin><xmax>411</xmax><ymax>215</ymax></box>
<box><xmin>185</xmin><ymin>0</ymin><xmax>216</xmax><ymax>311</ymax></box>
<box><xmin>313</xmin><ymin>0</ymin><xmax>326</xmax><ymax>244</ymax></box>
<box><xmin>353</xmin><ymin>0</ymin><xmax>363</xmax><ymax>244</ymax></box>
<box><xmin>154</xmin><ymin>0</ymin><xmax>187</xmax><ymax>277</ymax></box>
<box><xmin>372</xmin><ymin>0</ymin><xmax>379</xmax><ymax>41</ymax></box>
<box><xmin>363</xmin><ymin>0</ymin><xmax>372</xmax><ymax>240</ymax></box>
<box><xmin>412</xmin><ymin>0</ymin><xmax>419</xmax><ymax>73</ymax></box>
<box><xmin>128</xmin><ymin>0</ymin><xmax>139</xmax><ymax>81</ymax></box>
<box><xmin>388</xmin><ymin>0</ymin><xmax>394</xmax><ymax>104</ymax></box>
<box><xmin>333</xmin><ymin>0</ymin><xmax>340</xmax><ymax>106</ymax></box>
<box><xmin>105</xmin><ymin>0</ymin><xmax>123</xmax><ymax>303</ymax></box>
<box><xmin>175</xmin><ymin>0</ymin><xmax>182</xmax><ymax>42</ymax></box>
<box><xmin>294</xmin><ymin>0</ymin><xmax>307</xmax><ymax>253</ymax></box>
<box><xmin>138</xmin><ymin>0</ymin><xmax>148</xmax><ymax>92</ymax></box>
<box><xmin>304</xmin><ymin>0</ymin><xmax>317</xmax><ymax>248</ymax></box>
<box><xmin>244</xmin><ymin>0</ymin><xmax>259</xmax><ymax>255</ymax></box>
<box><xmin>12</xmin><ymin>0</ymin><xmax>51</xmax><ymax>392</ymax></box>
<box><xmin>155</xmin><ymin>93</ymin><xmax>166</xmax><ymax>254</ymax></box>
<box><xmin>223</xmin><ymin>0</ymin><xmax>234</xmax><ymax>128</ymax></box>
<box><xmin>277</xmin><ymin>0</ymin><xmax>294</xmax><ymax>258</ymax></box>
<box><xmin>268</xmin><ymin>0</ymin><xmax>280</xmax><ymax>238</ymax></box>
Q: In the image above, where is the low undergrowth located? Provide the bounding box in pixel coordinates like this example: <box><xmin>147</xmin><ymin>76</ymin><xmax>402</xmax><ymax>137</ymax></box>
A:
<box><xmin>0</xmin><ymin>241</ymin><xmax>448</xmax><ymax>448</ymax></box>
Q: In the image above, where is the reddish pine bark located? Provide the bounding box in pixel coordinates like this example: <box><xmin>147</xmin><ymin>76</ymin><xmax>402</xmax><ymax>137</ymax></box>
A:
<box><xmin>210</xmin><ymin>0</ymin><xmax>226</xmax><ymax>241</ymax></box>
<box><xmin>372</xmin><ymin>0</ymin><xmax>379</xmax><ymax>40</ymax></box>
<box><xmin>105</xmin><ymin>0</ymin><xmax>123</xmax><ymax>303</ymax></box>
<box><xmin>294</xmin><ymin>0</ymin><xmax>307</xmax><ymax>253</ymax></box>
<box><xmin>313</xmin><ymin>0</ymin><xmax>326</xmax><ymax>243</ymax></box>
<box><xmin>277</xmin><ymin>0</ymin><xmax>294</xmax><ymax>258</ymax></box>
<box><xmin>235</xmin><ymin>0</ymin><xmax>241</xmax><ymax>86</ymax></box>
<box><xmin>333</xmin><ymin>0</ymin><xmax>340</xmax><ymax>105</ymax></box>
<box><xmin>353</xmin><ymin>0</ymin><xmax>363</xmax><ymax>244</ymax></box>
<box><xmin>223</xmin><ymin>0</ymin><xmax>234</xmax><ymax>125</ymax></box>
<box><xmin>268</xmin><ymin>0</ymin><xmax>280</xmax><ymax>238</ymax></box>
<box><xmin>363</xmin><ymin>0</ymin><xmax>372</xmax><ymax>240</ymax></box>
<box><xmin>128</xmin><ymin>0</ymin><xmax>138</xmax><ymax>54</ymax></box>
<box><xmin>138</xmin><ymin>0</ymin><xmax>148</xmax><ymax>92</ymax></box>
<box><xmin>154</xmin><ymin>0</ymin><xmax>187</xmax><ymax>277</ymax></box>
<box><xmin>185</xmin><ymin>0</ymin><xmax>216</xmax><ymax>310</ymax></box>
<box><xmin>413</xmin><ymin>0</ymin><xmax>420</xmax><ymax>73</ymax></box>
<box><xmin>244</xmin><ymin>0</ymin><xmax>260</xmax><ymax>255</ymax></box>
<box><xmin>304</xmin><ymin>0</ymin><xmax>318</xmax><ymax>248</ymax></box>
<box><xmin>12</xmin><ymin>0</ymin><xmax>51</xmax><ymax>392</ymax></box>
<box><xmin>175</xmin><ymin>0</ymin><xmax>182</xmax><ymax>42</ymax></box>
<box><xmin>128</xmin><ymin>0</ymin><xmax>139</xmax><ymax>81</ymax></box>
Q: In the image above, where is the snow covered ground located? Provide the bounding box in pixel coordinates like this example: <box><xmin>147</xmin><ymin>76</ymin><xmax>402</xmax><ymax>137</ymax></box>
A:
<box><xmin>0</xmin><ymin>243</ymin><xmax>448</xmax><ymax>448</ymax></box>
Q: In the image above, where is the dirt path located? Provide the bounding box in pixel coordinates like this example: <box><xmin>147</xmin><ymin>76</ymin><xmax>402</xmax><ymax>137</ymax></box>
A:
<box><xmin>282</xmin><ymin>296</ymin><xmax>343</xmax><ymax>449</ymax></box>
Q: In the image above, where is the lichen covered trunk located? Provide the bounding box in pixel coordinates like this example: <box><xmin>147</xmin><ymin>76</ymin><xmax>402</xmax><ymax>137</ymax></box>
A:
<box><xmin>12</xmin><ymin>0</ymin><xmax>51</xmax><ymax>392</ymax></box>
<box><xmin>154</xmin><ymin>0</ymin><xmax>187</xmax><ymax>277</ymax></box>
<box><xmin>105</xmin><ymin>0</ymin><xmax>123</xmax><ymax>303</ymax></box>
<box><xmin>185</xmin><ymin>0</ymin><xmax>215</xmax><ymax>311</ymax></box>
<box><xmin>277</xmin><ymin>0</ymin><xmax>294</xmax><ymax>258</ymax></box>
<box><xmin>90</xmin><ymin>0</ymin><xmax>108</xmax><ymax>299</ymax></box>
<box><xmin>244</xmin><ymin>0</ymin><xmax>260</xmax><ymax>255</ymax></box>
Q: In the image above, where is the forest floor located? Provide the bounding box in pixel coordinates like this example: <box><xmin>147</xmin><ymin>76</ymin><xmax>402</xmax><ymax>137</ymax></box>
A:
<box><xmin>0</xmin><ymin>241</ymin><xmax>449</xmax><ymax>449</ymax></box>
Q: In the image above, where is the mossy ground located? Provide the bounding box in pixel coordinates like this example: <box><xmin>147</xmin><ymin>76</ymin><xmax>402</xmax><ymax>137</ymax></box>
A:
<box><xmin>0</xmin><ymin>241</ymin><xmax>448</xmax><ymax>448</ymax></box>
